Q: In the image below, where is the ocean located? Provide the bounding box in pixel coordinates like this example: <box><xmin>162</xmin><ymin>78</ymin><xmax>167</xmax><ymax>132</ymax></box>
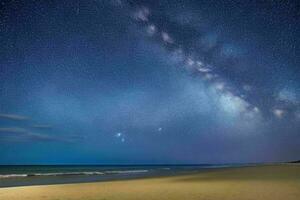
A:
<box><xmin>0</xmin><ymin>164</ymin><xmax>231</xmax><ymax>187</ymax></box>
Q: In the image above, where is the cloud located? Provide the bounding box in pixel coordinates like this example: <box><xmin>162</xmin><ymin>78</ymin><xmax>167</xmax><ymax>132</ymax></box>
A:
<box><xmin>0</xmin><ymin>127</ymin><xmax>74</xmax><ymax>143</ymax></box>
<box><xmin>0</xmin><ymin>113</ymin><xmax>29</xmax><ymax>121</ymax></box>
<box><xmin>0</xmin><ymin>127</ymin><xmax>27</xmax><ymax>133</ymax></box>
<box><xmin>0</xmin><ymin>127</ymin><xmax>48</xmax><ymax>141</ymax></box>
<box><xmin>25</xmin><ymin>132</ymin><xmax>57</xmax><ymax>142</ymax></box>
<box><xmin>31</xmin><ymin>124</ymin><xmax>53</xmax><ymax>129</ymax></box>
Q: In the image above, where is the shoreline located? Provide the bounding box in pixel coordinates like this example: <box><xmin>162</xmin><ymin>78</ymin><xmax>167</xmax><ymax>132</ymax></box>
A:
<box><xmin>0</xmin><ymin>164</ymin><xmax>247</xmax><ymax>188</ymax></box>
<box><xmin>0</xmin><ymin>167</ymin><xmax>213</xmax><ymax>188</ymax></box>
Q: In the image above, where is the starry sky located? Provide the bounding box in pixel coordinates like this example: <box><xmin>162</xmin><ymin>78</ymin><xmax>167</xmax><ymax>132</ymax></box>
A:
<box><xmin>0</xmin><ymin>0</ymin><xmax>299</xmax><ymax>165</ymax></box>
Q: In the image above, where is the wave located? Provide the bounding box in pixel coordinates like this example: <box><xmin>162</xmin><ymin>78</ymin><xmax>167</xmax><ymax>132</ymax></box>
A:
<box><xmin>104</xmin><ymin>170</ymin><xmax>149</xmax><ymax>174</ymax></box>
<box><xmin>0</xmin><ymin>170</ymin><xmax>151</xmax><ymax>179</ymax></box>
<box><xmin>0</xmin><ymin>171</ymin><xmax>105</xmax><ymax>179</ymax></box>
<box><xmin>29</xmin><ymin>172</ymin><xmax>105</xmax><ymax>176</ymax></box>
<box><xmin>159</xmin><ymin>168</ymin><xmax>171</xmax><ymax>170</ymax></box>
<box><xmin>0</xmin><ymin>174</ymin><xmax>28</xmax><ymax>178</ymax></box>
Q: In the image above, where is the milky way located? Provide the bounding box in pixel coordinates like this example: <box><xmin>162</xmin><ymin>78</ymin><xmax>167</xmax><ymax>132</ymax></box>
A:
<box><xmin>0</xmin><ymin>0</ymin><xmax>299</xmax><ymax>164</ymax></box>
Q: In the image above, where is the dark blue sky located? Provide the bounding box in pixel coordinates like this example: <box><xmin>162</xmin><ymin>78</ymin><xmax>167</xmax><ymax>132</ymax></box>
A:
<box><xmin>0</xmin><ymin>0</ymin><xmax>299</xmax><ymax>164</ymax></box>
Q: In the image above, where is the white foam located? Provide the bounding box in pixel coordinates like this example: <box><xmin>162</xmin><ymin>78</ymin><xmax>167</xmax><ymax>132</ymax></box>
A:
<box><xmin>0</xmin><ymin>174</ymin><xmax>28</xmax><ymax>178</ymax></box>
<box><xmin>104</xmin><ymin>170</ymin><xmax>149</xmax><ymax>174</ymax></box>
<box><xmin>32</xmin><ymin>172</ymin><xmax>105</xmax><ymax>176</ymax></box>
<box><xmin>0</xmin><ymin>171</ymin><xmax>105</xmax><ymax>178</ymax></box>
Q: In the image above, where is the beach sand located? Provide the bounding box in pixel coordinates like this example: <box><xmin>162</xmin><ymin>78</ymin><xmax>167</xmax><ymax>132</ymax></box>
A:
<box><xmin>0</xmin><ymin>164</ymin><xmax>299</xmax><ymax>200</ymax></box>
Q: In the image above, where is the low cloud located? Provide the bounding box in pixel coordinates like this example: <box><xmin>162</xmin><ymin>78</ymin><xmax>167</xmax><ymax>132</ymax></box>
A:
<box><xmin>0</xmin><ymin>114</ymin><xmax>29</xmax><ymax>121</ymax></box>
<box><xmin>25</xmin><ymin>132</ymin><xmax>57</xmax><ymax>142</ymax></box>
<box><xmin>0</xmin><ymin>127</ymin><xmax>74</xmax><ymax>143</ymax></box>
<box><xmin>0</xmin><ymin>127</ymin><xmax>27</xmax><ymax>133</ymax></box>
<box><xmin>31</xmin><ymin>124</ymin><xmax>53</xmax><ymax>129</ymax></box>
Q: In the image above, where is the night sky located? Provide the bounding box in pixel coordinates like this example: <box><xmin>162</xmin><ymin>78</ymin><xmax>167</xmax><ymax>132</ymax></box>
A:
<box><xmin>0</xmin><ymin>0</ymin><xmax>299</xmax><ymax>164</ymax></box>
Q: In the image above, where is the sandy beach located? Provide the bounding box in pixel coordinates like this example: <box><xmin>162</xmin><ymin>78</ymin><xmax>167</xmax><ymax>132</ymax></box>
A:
<box><xmin>0</xmin><ymin>164</ymin><xmax>299</xmax><ymax>200</ymax></box>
